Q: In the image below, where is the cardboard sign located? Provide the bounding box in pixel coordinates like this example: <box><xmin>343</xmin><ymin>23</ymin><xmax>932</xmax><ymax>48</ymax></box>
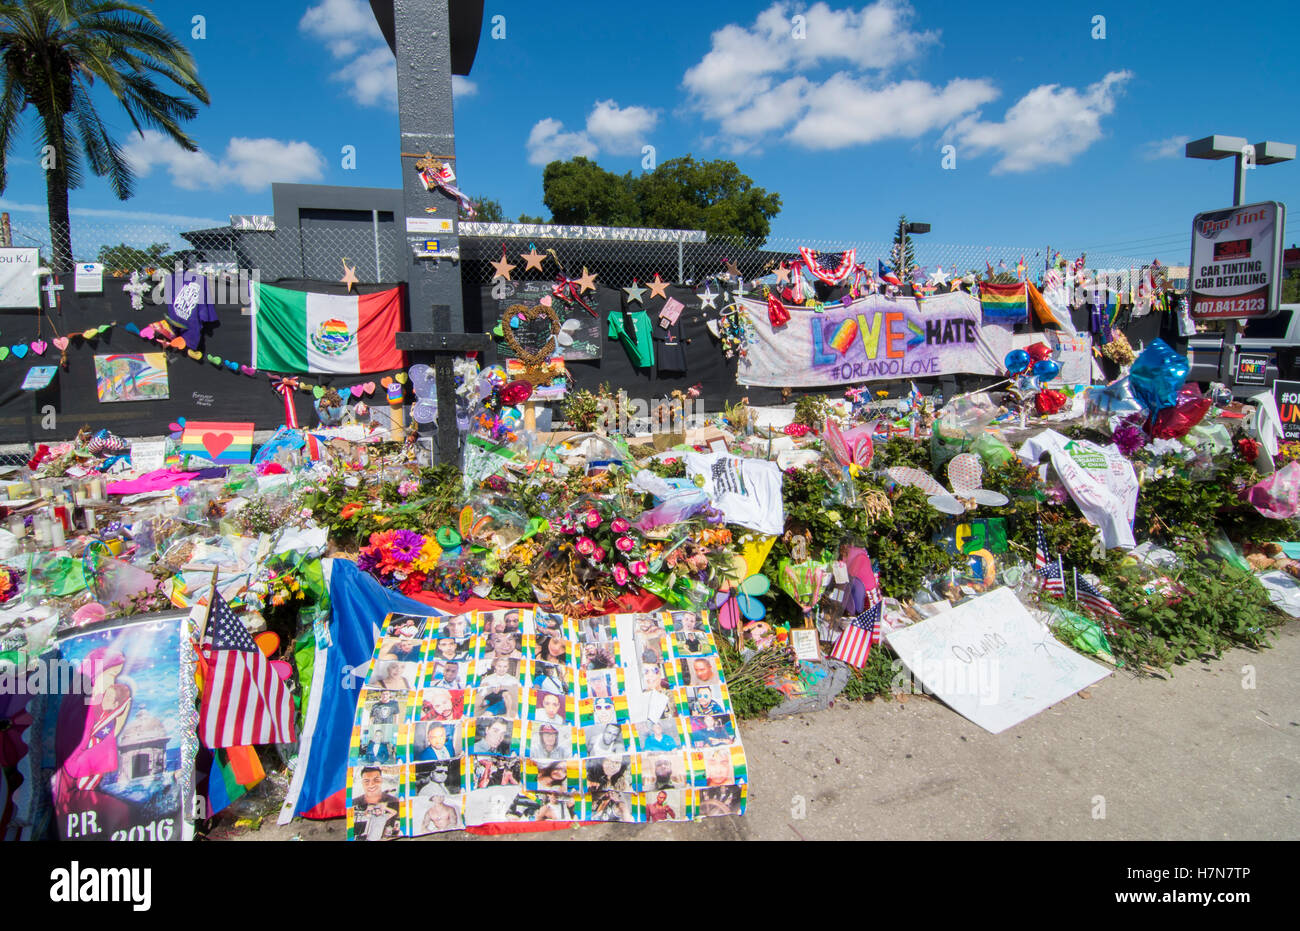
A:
<box><xmin>0</xmin><ymin>248</ymin><xmax>39</xmax><ymax>308</ymax></box>
<box><xmin>885</xmin><ymin>587</ymin><xmax>1109</xmax><ymax>734</ymax></box>
<box><xmin>180</xmin><ymin>421</ymin><xmax>255</xmax><ymax>465</ymax></box>
<box><xmin>130</xmin><ymin>440</ymin><xmax>167</xmax><ymax>473</ymax></box>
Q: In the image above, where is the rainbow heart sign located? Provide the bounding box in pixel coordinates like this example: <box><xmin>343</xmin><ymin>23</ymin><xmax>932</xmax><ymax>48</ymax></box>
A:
<box><xmin>179</xmin><ymin>420</ymin><xmax>254</xmax><ymax>465</ymax></box>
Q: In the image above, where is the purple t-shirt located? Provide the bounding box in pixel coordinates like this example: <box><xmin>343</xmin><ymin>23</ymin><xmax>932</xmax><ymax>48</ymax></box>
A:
<box><xmin>166</xmin><ymin>272</ymin><xmax>218</xmax><ymax>347</ymax></box>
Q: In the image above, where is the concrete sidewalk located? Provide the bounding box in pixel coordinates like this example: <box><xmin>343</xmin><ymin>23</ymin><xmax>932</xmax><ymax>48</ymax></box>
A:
<box><xmin>254</xmin><ymin>622</ymin><xmax>1300</xmax><ymax>842</ymax></box>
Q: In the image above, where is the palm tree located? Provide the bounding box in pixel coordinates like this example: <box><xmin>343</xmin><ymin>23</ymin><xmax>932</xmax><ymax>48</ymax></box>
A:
<box><xmin>0</xmin><ymin>1</ymin><xmax>209</xmax><ymax>269</ymax></box>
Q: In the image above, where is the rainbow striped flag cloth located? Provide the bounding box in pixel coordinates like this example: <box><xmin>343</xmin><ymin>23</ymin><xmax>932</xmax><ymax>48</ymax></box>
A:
<box><xmin>980</xmin><ymin>281</ymin><xmax>1028</xmax><ymax>324</ymax></box>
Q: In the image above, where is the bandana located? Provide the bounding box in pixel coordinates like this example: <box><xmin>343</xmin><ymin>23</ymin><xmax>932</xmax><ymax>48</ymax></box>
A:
<box><xmin>797</xmin><ymin>248</ymin><xmax>857</xmax><ymax>286</ymax></box>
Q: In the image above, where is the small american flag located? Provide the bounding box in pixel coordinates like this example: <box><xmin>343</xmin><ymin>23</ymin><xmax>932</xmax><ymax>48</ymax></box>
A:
<box><xmin>1036</xmin><ymin>522</ymin><xmax>1066</xmax><ymax>596</ymax></box>
<box><xmin>1074</xmin><ymin>570</ymin><xmax>1122</xmax><ymax>634</ymax></box>
<box><xmin>831</xmin><ymin>601</ymin><xmax>880</xmax><ymax>669</ymax></box>
<box><xmin>199</xmin><ymin>590</ymin><xmax>295</xmax><ymax>749</ymax></box>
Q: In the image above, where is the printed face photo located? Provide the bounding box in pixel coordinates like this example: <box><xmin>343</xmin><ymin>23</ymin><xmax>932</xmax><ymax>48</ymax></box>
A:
<box><xmin>351</xmin><ymin>766</ymin><xmax>402</xmax><ymax>842</ymax></box>
<box><xmin>358</xmin><ymin>691</ymin><xmax>406</xmax><ymax>756</ymax></box>
<box><xmin>433</xmin><ymin>636</ymin><xmax>471</xmax><ymax>662</ymax></box>
<box><xmin>532</xmin><ymin>794</ymin><xmax>576</xmax><ymax>822</ymax></box>
<box><xmin>528</xmin><ymin>760</ymin><xmax>573</xmax><ymax>793</ymax></box>
<box><xmin>367</xmin><ymin>659</ymin><xmax>417</xmax><ymax>691</ymax></box>
<box><xmin>536</xmin><ymin>633</ymin><xmax>570</xmax><ymax>665</ymax></box>
<box><xmin>377</xmin><ymin>636</ymin><xmax>423</xmax><ymax>663</ymax></box>
<box><xmin>530</xmin><ymin>689</ymin><xmax>569</xmax><ymax>726</ymax></box>
<box><xmin>671</xmin><ymin>611</ymin><xmax>702</xmax><ymax>633</ymax></box>
<box><xmin>689</xmin><ymin>714</ymin><xmax>737</xmax><ymax>749</ymax></box>
<box><xmin>413</xmin><ymin>720</ymin><xmax>461</xmax><ymax>761</ymax></box>
<box><xmin>474</xmin><ymin>756</ymin><xmax>524</xmax><ymax>788</ymax></box>
<box><xmin>637</xmin><ymin>718</ymin><xmax>681</xmax><ymax>752</ymax></box>
<box><xmin>640</xmin><ymin>663</ymin><xmax>670</xmax><ymax>693</ymax></box>
<box><xmin>584</xmin><ymin>721</ymin><xmax>629</xmax><ymax>758</ymax></box>
<box><xmin>634</xmin><ymin>614</ymin><xmax>665</xmax><ymax>641</ymax></box>
<box><xmin>475</xmin><ymin>680</ymin><xmax>520</xmax><ymax>719</ymax></box>
<box><xmin>589</xmin><ymin>790</ymin><xmax>635</xmax><ymax>823</ymax></box>
<box><xmin>532</xmin><ymin>663</ymin><xmax>570</xmax><ymax>698</ymax></box>
<box><xmin>582</xmin><ymin>615</ymin><xmax>617</xmax><ymax>642</ymax></box>
<box><xmin>535</xmin><ymin>613</ymin><xmax>564</xmax><ymax>634</ymax></box>
<box><xmin>699</xmin><ymin>785</ymin><xmax>744</xmax><ymax>816</ymax></box>
<box><xmin>585</xmin><ymin>755</ymin><xmax>630</xmax><ymax>793</ymax></box>
<box><xmin>688</xmin><ymin>685</ymin><xmax>726</xmax><ymax>716</ymax></box>
<box><xmin>639</xmin><ymin>636</ymin><xmax>667</xmax><ymax>667</ymax></box>
<box><xmin>529</xmin><ymin>722</ymin><xmax>572</xmax><ymax>761</ymax></box>
<box><xmin>412</xmin><ymin>795</ymin><xmax>462</xmax><ymax>834</ymax></box>
<box><xmin>673</xmin><ymin>627</ymin><xmax>715</xmax><ymax>657</ymax></box>
<box><xmin>472</xmin><ymin>715</ymin><xmax>516</xmax><ymax>757</ymax></box>
<box><xmin>644</xmin><ymin>788</ymin><xmax>687</xmax><ymax>823</ymax></box>
<box><xmin>428</xmin><ymin>660</ymin><xmax>465</xmax><ymax>690</ymax></box>
<box><xmin>580</xmin><ymin>642</ymin><xmax>616</xmax><ymax>671</ymax></box>
<box><xmin>683</xmin><ymin>656</ymin><xmax>720</xmax><ymax>687</ymax></box>
<box><xmin>590</xmin><ymin>697</ymin><xmax>619</xmax><ymax>725</ymax></box>
<box><xmin>486</xmin><ymin>631</ymin><xmax>524</xmax><ymax>661</ymax></box>
<box><xmin>701</xmin><ymin>748</ymin><xmax>736</xmax><ymax>787</ymax></box>
<box><xmin>413</xmin><ymin>759</ymin><xmax>463</xmax><ymax>797</ymax></box>
<box><xmin>419</xmin><ymin>688</ymin><xmax>464</xmax><ymax>722</ymax></box>
<box><xmin>641</xmin><ymin>751</ymin><xmax>688</xmax><ymax>791</ymax></box>
<box><xmin>385</xmin><ymin>613</ymin><xmax>429</xmax><ymax>638</ymax></box>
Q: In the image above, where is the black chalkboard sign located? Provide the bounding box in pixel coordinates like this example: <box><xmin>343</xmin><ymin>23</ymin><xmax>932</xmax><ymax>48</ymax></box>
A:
<box><xmin>485</xmin><ymin>282</ymin><xmax>603</xmax><ymax>361</ymax></box>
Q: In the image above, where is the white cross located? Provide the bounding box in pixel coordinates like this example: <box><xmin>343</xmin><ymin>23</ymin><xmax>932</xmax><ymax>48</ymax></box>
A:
<box><xmin>42</xmin><ymin>277</ymin><xmax>63</xmax><ymax>309</ymax></box>
<box><xmin>122</xmin><ymin>271</ymin><xmax>149</xmax><ymax>311</ymax></box>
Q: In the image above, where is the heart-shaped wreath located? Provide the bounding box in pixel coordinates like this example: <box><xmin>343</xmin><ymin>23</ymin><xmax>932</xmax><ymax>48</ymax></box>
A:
<box><xmin>501</xmin><ymin>303</ymin><xmax>561</xmax><ymax>385</ymax></box>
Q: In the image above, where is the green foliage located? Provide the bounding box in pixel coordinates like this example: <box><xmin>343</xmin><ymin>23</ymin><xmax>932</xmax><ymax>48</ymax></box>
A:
<box><xmin>891</xmin><ymin>214</ymin><xmax>916</xmax><ymax>279</ymax></box>
<box><xmin>96</xmin><ymin>242</ymin><xmax>179</xmax><ymax>275</ymax></box>
<box><xmin>466</xmin><ymin>197</ymin><xmax>504</xmax><ymax>222</ymax></box>
<box><xmin>873</xmin><ymin>435</ymin><xmax>930</xmax><ymax>470</ymax></box>
<box><xmin>517</xmin><ymin>212</ymin><xmax>548</xmax><ymax>225</ymax></box>
<box><xmin>563</xmin><ymin>387</ymin><xmax>605</xmax><ymax>431</ymax></box>
<box><xmin>541</xmin><ymin>154</ymin><xmax>781</xmax><ymax>240</ymax></box>
<box><xmin>1281</xmin><ymin>267</ymin><xmax>1300</xmax><ymax>304</ymax></box>
<box><xmin>840</xmin><ymin>647</ymin><xmax>898</xmax><ymax>702</ymax></box>
<box><xmin>0</xmin><ymin>0</ymin><xmax>209</xmax><ymax>268</ymax></box>
<box><xmin>1098</xmin><ymin>543</ymin><xmax>1283</xmax><ymax>670</ymax></box>
<box><xmin>792</xmin><ymin>395</ymin><xmax>830</xmax><ymax>429</ymax></box>
<box><xmin>860</xmin><ymin>482</ymin><xmax>963</xmax><ymax>600</ymax></box>
<box><xmin>716</xmin><ymin>639</ymin><xmax>790</xmax><ymax>719</ymax></box>
<box><xmin>301</xmin><ymin>463</ymin><xmax>465</xmax><ymax>546</ymax></box>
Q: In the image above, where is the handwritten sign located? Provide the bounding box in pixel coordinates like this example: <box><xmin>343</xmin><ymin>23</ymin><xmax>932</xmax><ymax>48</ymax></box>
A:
<box><xmin>885</xmin><ymin>587</ymin><xmax>1109</xmax><ymax>734</ymax></box>
<box><xmin>0</xmin><ymin>248</ymin><xmax>39</xmax><ymax>308</ymax></box>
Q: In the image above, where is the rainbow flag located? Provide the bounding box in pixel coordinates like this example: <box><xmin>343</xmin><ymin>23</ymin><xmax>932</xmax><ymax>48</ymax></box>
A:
<box><xmin>179</xmin><ymin>421</ymin><xmax>254</xmax><ymax>465</ymax></box>
<box><xmin>980</xmin><ymin>281</ymin><xmax>1028</xmax><ymax>324</ymax></box>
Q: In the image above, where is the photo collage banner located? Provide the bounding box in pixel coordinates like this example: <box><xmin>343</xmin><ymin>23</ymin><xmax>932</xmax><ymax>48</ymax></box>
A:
<box><xmin>346</xmin><ymin>609</ymin><xmax>748</xmax><ymax>839</ymax></box>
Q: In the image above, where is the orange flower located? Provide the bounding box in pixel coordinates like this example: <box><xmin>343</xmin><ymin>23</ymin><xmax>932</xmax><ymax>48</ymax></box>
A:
<box><xmin>340</xmin><ymin>502</ymin><xmax>365</xmax><ymax>520</ymax></box>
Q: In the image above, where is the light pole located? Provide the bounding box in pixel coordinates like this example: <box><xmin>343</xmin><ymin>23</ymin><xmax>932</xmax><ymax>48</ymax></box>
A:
<box><xmin>896</xmin><ymin>220</ymin><xmax>930</xmax><ymax>283</ymax></box>
<box><xmin>1184</xmin><ymin>135</ymin><xmax>1295</xmax><ymax>385</ymax></box>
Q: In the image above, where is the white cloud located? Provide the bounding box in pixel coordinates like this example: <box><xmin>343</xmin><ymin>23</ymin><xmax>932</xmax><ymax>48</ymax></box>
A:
<box><xmin>334</xmin><ymin>45</ymin><xmax>398</xmax><ymax>108</ymax></box>
<box><xmin>525</xmin><ymin>101</ymin><xmax>659</xmax><ymax>164</ymax></box>
<box><xmin>0</xmin><ymin>199</ymin><xmax>224</xmax><ymax>227</ymax></box>
<box><xmin>683</xmin><ymin>0</ymin><xmax>952</xmax><ymax>150</ymax></box>
<box><xmin>792</xmin><ymin>75</ymin><xmax>998</xmax><ymax>149</ymax></box>
<box><xmin>526</xmin><ymin>118</ymin><xmax>599</xmax><ymax>166</ymax></box>
<box><xmin>585</xmin><ymin>100</ymin><xmax>659</xmax><ymax>155</ymax></box>
<box><xmin>123</xmin><ymin>130</ymin><xmax>326</xmax><ymax>192</ymax></box>
<box><xmin>948</xmin><ymin>70</ymin><xmax>1132</xmax><ymax>173</ymax></box>
<box><xmin>300</xmin><ymin>0</ymin><xmax>384</xmax><ymax>56</ymax></box>
<box><xmin>1142</xmin><ymin>134</ymin><xmax>1190</xmax><ymax>160</ymax></box>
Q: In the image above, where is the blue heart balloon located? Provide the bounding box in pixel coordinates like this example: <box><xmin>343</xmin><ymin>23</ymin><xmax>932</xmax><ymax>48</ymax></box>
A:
<box><xmin>1129</xmin><ymin>338</ymin><xmax>1189</xmax><ymax>415</ymax></box>
<box><xmin>1004</xmin><ymin>349</ymin><xmax>1031</xmax><ymax>375</ymax></box>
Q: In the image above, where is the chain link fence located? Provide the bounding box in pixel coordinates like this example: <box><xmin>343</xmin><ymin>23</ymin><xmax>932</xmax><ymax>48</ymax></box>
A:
<box><xmin>7</xmin><ymin>216</ymin><xmax>1179</xmax><ymax>292</ymax></box>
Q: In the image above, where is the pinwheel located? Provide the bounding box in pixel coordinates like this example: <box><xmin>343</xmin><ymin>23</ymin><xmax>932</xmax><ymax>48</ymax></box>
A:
<box><xmin>887</xmin><ymin>454</ymin><xmax>1009</xmax><ymax>515</ymax></box>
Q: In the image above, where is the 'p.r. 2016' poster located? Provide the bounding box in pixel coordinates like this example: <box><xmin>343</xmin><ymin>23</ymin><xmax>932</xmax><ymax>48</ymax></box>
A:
<box><xmin>48</xmin><ymin>614</ymin><xmax>196</xmax><ymax>841</ymax></box>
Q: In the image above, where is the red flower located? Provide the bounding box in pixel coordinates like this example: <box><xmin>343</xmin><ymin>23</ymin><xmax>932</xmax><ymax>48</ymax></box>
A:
<box><xmin>784</xmin><ymin>423</ymin><xmax>811</xmax><ymax>437</ymax></box>
<box><xmin>1238</xmin><ymin>437</ymin><xmax>1260</xmax><ymax>461</ymax></box>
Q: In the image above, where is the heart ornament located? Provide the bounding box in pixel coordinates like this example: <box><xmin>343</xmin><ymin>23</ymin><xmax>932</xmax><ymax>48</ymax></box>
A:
<box><xmin>11</xmin><ymin>345</ymin><xmax>27</xmax><ymax>359</ymax></box>
<box><xmin>53</xmin><ymin>337</ymin><xmax>70</xmax><ymax>351</ymax></box>
<box><xmin>187</xmin><ymin>350</ymin><xmax>202</xmax><ymax>361</ymax></box>
<box><xmin>30</xmin><ymin>340</ymin><xmax>48</xmax><ymax>355</ymax></box>
<box><xmin>501</xmin><ymin>303</ymin><xmax>561</xmax><ymax>385</ymax></box>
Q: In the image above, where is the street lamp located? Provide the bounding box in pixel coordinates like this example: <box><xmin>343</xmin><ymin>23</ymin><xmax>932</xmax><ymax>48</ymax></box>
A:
<box><xmin>896</xmin><ymin>220</ymin><xmax>930</xmax><ymax>283</ymax></box>
<box><xmin>1184</xmin><ymin>134</ymin><xmax>1295</xmax><ymax>385</ymax></box>
<box><xmin>1185</xmin><ymin>135</ymin><xmax>1295</xmax><ymax>207</ymax></box>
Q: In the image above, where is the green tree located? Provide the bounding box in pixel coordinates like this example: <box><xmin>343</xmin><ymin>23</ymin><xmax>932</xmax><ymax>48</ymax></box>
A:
<box><xmin>517</xmin><ymin>212</ymin><xmax>548</xmax><ymax>225</ymax></box>
<box><xmin>0</xmin><ymin>1</ymin><xmax>209</xmax><ymax>270</ymax></box>
<box><xmin>97</xmin><ymin>240</ymin><xmax>176</xmax><ymax>274</ymax></box>
<box><xmin>1282</xmin><ymin>267</ymin><xmax>1300</xmax><ymax>305</ymax></box>
<box><xmin>632</xmin><ymin>156</ymin><xmax>781</xmax><ymax>241</ymax></box>
<box><xmin>891</xmin><ymin>214</ymin><xmax>916</xmax><ymax>279</ymax></box>
<box><xmin>465</xmin><ymin>197</ymin><xmax>503</xmax><ymax>222</ymax></box>
<box><xmin>542</xmin><ymin>156</ymin><xmax>639</xmax><ymax>228</ymax></box>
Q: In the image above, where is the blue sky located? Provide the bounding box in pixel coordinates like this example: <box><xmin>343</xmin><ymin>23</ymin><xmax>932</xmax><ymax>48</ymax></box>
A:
<box><xmin>2</xmin><ymin>0</ymin><xmax>1297</xmax><ymax>265</ymax></box>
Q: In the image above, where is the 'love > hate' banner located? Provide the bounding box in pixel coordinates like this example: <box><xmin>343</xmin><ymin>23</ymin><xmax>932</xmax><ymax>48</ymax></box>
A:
<box><xmin>736</xmin><ymin>291</ymin><xmax>1011</xmax><ymax>388</ymax></box>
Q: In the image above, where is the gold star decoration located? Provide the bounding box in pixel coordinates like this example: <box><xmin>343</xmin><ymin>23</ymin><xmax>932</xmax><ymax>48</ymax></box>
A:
<box><xmin>726</xmin><ymin>260</ymin><xmax>742</xmax><ymax>279</ymax></box>
<box><xmin>491</xmin><ymin>250</ymin><xmax>517</xmax><ymax>281</ymax></box>
<box><xmin>774</xmin><ymin>263</ymin><xmax>792</xmax><ymax>284</ymax></box>
<box><xmin>575</xmin><ymin>266</ymin><xmax>598</xmax><ymax>294</ymax></box>
<box><xmin>647</xmin><ymin>273</ymin><xmax>670</xmax><ymax>299</ymax></box>
<box><xmin>520</xmin><ymin>247</ymin><xmax>547</xmax><ymax>273</ymax></box>
<box><xmin>340</xmin><ymin>259</ymin><xmax>359</xmax><ymax>293</ymax></box>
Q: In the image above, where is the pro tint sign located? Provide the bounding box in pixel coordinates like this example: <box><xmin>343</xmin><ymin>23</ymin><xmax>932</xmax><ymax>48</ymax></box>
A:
<box><xmin>1189</xmin><ymin>201</ymin><xmax>1286</xmax><ymax>320</ymax></box>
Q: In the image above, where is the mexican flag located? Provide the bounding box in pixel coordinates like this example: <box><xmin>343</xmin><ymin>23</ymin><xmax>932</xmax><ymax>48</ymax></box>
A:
<box><xmin>251</xmin><ymin>283</ymin><xmax>406</xmax><ymax>374</ymax></box>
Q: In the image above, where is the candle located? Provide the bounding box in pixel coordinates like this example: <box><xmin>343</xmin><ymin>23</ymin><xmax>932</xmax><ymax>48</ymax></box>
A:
<box><xmin>7</xmin><ymin>516</ymin><xmax>23</xmax><ymax>538</ymax></box>
<box><xmin>83</xmin><ymin>508</ymin><xmax>97</xmax><ymax>531</ymax></box>
<box><xmin>50</xmin><ymin>516</ymin><xmax>66</xmax><ymax>548</ymax></box>
<box><xmin>32</xmin><ymin>513</ymin><xmax>50</xmax><ymax>546</ymax></box>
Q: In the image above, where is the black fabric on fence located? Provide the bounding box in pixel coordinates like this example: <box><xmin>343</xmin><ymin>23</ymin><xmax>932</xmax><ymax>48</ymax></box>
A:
<box><xmin>0</xmin><ymin>275</ymin><xmax>1181</xmax><ymax>444</ymax></box>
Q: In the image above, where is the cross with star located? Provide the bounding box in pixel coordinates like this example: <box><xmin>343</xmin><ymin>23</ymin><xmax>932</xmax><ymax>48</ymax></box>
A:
<box><xmin>42</xmin><ymin>275</ymin><xmax>64</xmax><ymax>309</ymax></box>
